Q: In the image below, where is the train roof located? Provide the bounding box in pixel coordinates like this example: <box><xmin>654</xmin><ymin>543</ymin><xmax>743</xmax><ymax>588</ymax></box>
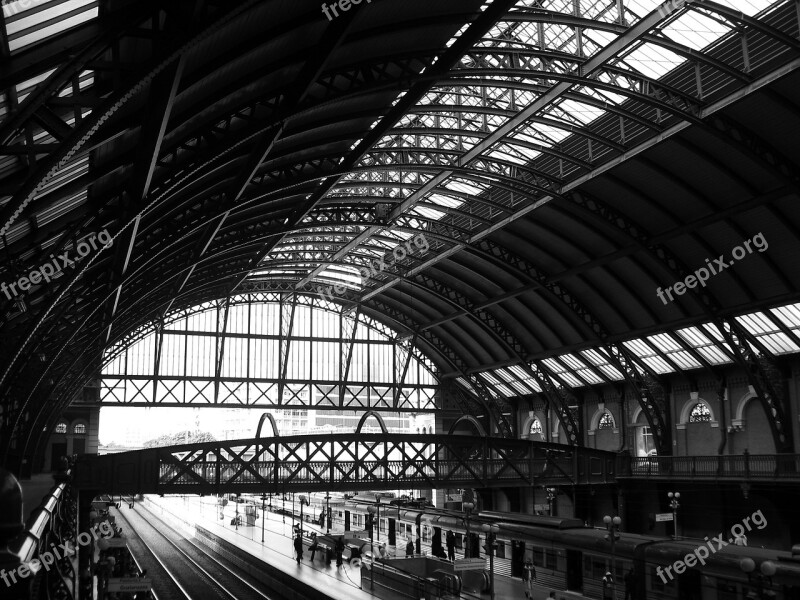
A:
<box><xmin>479</xmin><ymin>511</ymin><xmax>584</xmax><ymax>529</ymax></box>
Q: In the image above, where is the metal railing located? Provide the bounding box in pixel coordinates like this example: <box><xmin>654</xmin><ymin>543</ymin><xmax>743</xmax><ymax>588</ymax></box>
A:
<box><xmin>621</xmin><ymin>452</ymin><xmax>800</xmax><ymax>480</ymax></box>
<box><xmin>2</xmin><ymin>469</ymin><xmax>76</xmax><ymax>600</ymax></box>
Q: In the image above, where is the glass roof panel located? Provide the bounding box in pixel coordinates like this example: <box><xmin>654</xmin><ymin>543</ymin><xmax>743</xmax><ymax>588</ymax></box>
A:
<box><xmin>5</xmin><ymin>0</ymin><xmax>98</xmax><ymax>53</ymax></box>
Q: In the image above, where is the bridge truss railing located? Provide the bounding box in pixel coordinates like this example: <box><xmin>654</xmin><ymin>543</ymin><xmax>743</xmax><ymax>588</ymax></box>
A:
<box><xmin>73</xmin><ymin>434</ymin><xmax>617</xmax><ymax>494</ymax></box>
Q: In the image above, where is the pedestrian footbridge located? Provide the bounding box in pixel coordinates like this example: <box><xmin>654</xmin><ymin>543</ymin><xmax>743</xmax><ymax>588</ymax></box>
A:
<box><xmin>72</xmin><ymin>434</ymin><xmax>617</xmax><ymax>494</ymax></box>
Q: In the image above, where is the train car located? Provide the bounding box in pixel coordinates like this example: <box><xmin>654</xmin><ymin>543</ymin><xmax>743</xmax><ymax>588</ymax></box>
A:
<box><xmin>244</xmin><ymin>494</ymin><xmax>800</xmax><ymax>599</ymax></box>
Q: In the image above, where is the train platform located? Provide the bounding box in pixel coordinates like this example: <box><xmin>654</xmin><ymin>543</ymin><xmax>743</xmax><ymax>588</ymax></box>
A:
<box><xmin>140</xmin><ymin>495</ymin><xmax>584</xmax><ymax>600</ymax></box>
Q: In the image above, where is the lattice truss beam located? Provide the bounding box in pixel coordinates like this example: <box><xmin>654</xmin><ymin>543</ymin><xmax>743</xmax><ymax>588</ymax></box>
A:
<box><xmin>94</xmin><ymin>293</ymin><xmax>439</xmax><ymax>412</ymax></box>
<box><xmin>73</xmin><ymin>433</ymin><xmax>617</xmax><ymax>493</ymax></box>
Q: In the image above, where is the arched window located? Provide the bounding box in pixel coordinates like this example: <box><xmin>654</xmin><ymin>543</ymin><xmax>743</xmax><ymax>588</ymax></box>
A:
<box><xmin>55</xmin><ymin>422</ymin><xmax>67</xmax><ymax>434</ymax></box>
<box><xmin>73</xmin><ymin>423</ymin><xmax>87</xmax><ymax>435</ymax></box>
<box><xmin>529</xmin><ymin>418</ymin><xmax>542</xmax><ymax>436</ymax></box>
<box><xmin>598</xmin><ymin>412</ymin><xmax>615</xmax><ymax>429</ymax></box>
<box><xmin>689</xmin><ymin>403</ymin><xmax>711</xmax><ymax>423</ymax></box>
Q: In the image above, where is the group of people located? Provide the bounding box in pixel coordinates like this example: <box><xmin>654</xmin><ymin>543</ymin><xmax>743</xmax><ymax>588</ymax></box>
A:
<box><xmin>293</xmin><ymin>531</ymin><xmax>345</xmax><ymax>568</ymax></box>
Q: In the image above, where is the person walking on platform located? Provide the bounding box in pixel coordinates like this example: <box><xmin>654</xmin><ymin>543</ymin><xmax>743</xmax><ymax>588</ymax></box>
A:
<box><xmin>523</xmin><ymin>559</ymin><xmax>536</xmax><ymax>598</ymax></box>
<box><xmin>335</xmin><ymin>537</ymin><xmax>344</xmax><ymax>568</ymax></box>
<box><xmin>309</xmin><ymin>532</ymin><xmax>318</xmax><ymax>562</ymax></box>
<box><xmin>446</xmin><ymin>530</ymin><xmax>456</xmax><ymax>561</ymax></box>
<box><xmin>294</xmin><ymin>533</ymin><xmax>303</xmax><ymax>565</ymax></box>
<box><xmin>602</xmin><ymin>571</ymin><xmax>614</xmax><ymax>600</ymax></box>
<box><xmin>406</xmin><ymin>537</ymin><xmax>414</xmax><ymax>557</ymax></box>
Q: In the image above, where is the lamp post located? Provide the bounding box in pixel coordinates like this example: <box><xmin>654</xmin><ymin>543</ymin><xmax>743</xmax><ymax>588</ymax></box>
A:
<box><xmin>375</xmin><ymin>495</ymin><xmax>381</xmax><ymax>542</ymax></box>
<box><xmin>367</xmin><ymin>505</ymin><xmax>377</xmax><ymax>590</ymax></box>
<box><xmin>299</xmin><ymin>494</ymin><xmax>308</xmax><ymax>536</ymax></box>
<box><xmin>261</xmin><ymin>494</ymin><xmax>266</xmax><ymax>543</ymax></box>
<box><xmin>482</xmin><ymin>523</ymin><xmax>500</xmax><ymax>600</ymax></box>
<box><xmin>739</xmin><ymin>558</ymin><xmax>777</xmax><ymax>599</ymax></box>
<box><xmin>546</xmin><ymin>487</ymin><xmax>556</xmax><ymax>516</ymax></box>
<box><xmin>667</xmin><ymin>491</ymin><xmax>680</xmax><ymax>539</ymax></box>
<box><xmin>325</xmin><ymin>493</ymin><xmax>331</xmax><ymax>533</ymax></box>
<box><xmin>462</xmin><ymin>501</ymin><xmax>475</xmax><ymax>559</ymax></box>
<box><xmin>235</xmin><ymin>496</ymin><xmax>239</xmax><ymax>531</ymax></box>
<box><xmin>603</xmin><ymin>515</ymin><xmax>621</xmax><ymax>600</ymax></box>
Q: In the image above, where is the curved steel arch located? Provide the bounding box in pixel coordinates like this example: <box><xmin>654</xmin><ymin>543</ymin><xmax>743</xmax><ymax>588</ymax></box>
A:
<box><xmin>355</xmin><ymin>411</ymin><xmax>389</xmax><ymax>435</ymax></box>
<box><xmin>256</xmin><ymin>413</ymin><xmax>280</xmax><ymax>439</ymax></box>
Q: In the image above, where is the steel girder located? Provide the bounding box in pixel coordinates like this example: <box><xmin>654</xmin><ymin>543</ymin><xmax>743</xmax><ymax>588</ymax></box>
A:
<box><xmin>566</xmin><ymin>191</ymin><xmax>794</xmax><ymax>452</ymax></box>
<box><xmin>362</xmin><ymin>295</ymin><xmax>513</xmax><ymax>438</ymax></box>
<box><xmin>71</xmin><ymin>433</ymin><xmax>617</xmax><ymax>494</ymax></box>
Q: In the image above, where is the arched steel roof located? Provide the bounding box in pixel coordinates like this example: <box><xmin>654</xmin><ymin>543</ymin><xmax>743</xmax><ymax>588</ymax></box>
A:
<box><xmin>2</xmin><ymin>0</ymin><xmax>800</xmax><ymax>460</ymax></box>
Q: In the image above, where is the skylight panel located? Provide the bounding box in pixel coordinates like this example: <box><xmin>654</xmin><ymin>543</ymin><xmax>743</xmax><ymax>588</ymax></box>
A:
<box><xmin>580</xmin><ymin>348</ymin><xmax>624</xmax><ymax>380</ymax></box>
<box><xmin>712</xmin><ymin>0</ymin><xmax>774</xmax><ymax>16</ymax></box>
<box><xmin>618</xmin><ymin>40</ymin><xmax>685</xmax><ymax>79</ymax></box>
<box><xmin>736</xmin><ymin>312</ymin><xmax>800</xmax><ymax>354</ymax></box>
<box><xmin>661</xmin><ymin>11</ymin><xmax>731</xmax><ymax>51</ymax></box>
<box><xmin>5</xmin><ymin>0</ymin><xmax>99</xmax><ymax>53</ymax></box>
<box><xmin>557</xmin><ymin>98</ymin><xmax>608</xmax><ymax>125</ymax></box>
<box><xmin>770</xmin><ymin>303</ymin><xmax>800</xmax><ymax>329</ymax></box>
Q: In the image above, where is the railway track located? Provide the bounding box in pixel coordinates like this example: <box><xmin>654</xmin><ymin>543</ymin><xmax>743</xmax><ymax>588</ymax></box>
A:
<box><xmin>112</xmin><ymin>501</ymin><xmax>275</xmax><ymax>600</ymax></box>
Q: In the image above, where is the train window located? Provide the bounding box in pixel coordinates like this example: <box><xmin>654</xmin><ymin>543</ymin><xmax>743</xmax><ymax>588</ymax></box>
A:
<box><xmin>587</xmin><ymin>557</ymin><xmax>607</xmax><ymax>579</ymax></box>
<box><xmin>545</xmin><ymin>549</ymin><xmax>556</xmax><ymax>569</ymax></box>
<box><xmin>496</xmin><ymin>542</ymin><xmax>505</xmax><ymax>559</ymax></box>
<box><xmin>533</xmin><ymin>548</ymin><xmax>544</xmax><ymax>566</ymax></box>
<box><xmin>650</xmin><ymin>566</ymin><xmax>674</xmax><ymax>593</ymax></box>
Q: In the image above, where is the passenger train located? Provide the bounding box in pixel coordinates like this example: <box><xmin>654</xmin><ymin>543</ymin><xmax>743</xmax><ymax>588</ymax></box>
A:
<box><xmin>238</xmin><ymin>492</ymin><xmax>800</xmax><ymax>599</ymax></box>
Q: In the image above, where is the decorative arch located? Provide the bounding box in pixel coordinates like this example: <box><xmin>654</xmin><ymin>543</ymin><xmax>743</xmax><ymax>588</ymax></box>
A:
<box><xmin>588</xmin><ymin>408</ymin><xmax>618</xmax><ymax>435</ymax></box>
<box><xmin>255</xmin><ymin>413</ymin><xmax>280</xmax><ymax>439</ymax></box>
<box><xmin>356</xmin><ymin>411</ymin><xmax>388</xmax><ymax>434</ymax></box>
<box><xmin>733</xmin><ymin>391</ymin><xmax>759</xmax><ymax>430</ymax></box>
<box><xmin>449</xmin><ymin>415</ymin><xmax>487</xmax><ymax>437</ymax></box>
<box><xmin>678</xmin><ymin>397</ymin><xmax>718</xmax><ymax>429</ymax></box>
<box><xmin>521</xmin><ymin>414</ymin><xmax>544</xmax><ymax>439</ymax></box>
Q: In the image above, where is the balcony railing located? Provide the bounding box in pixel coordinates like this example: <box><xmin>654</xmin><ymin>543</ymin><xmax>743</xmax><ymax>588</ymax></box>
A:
<box><xmin>620</xmin><ymin>452</ymin><xmax>800</xmax><ymax>481</ymax></box>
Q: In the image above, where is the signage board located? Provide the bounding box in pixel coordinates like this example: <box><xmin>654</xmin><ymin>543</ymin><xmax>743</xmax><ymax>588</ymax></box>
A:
<box><xmin>107</xmin><ymin>578</ymin><xmax>152</xmax><ymax>593</ymax></box>
<box><xmin>655</xmin><ymin>513</ymin><xmax>674</xmax><ymax>522</ymax></box>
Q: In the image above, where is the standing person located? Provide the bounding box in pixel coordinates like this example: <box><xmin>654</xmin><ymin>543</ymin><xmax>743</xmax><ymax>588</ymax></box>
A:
<box><xmin>406</xmin><ymin>537</ymin><xmax>414</xmax><ymax>557</ymax></box>
<box><xmin>294</xmin><ymin>533</ymin><xmax>303</xmax><ymax>565</ymax></box>
<box><xmin>309</xmin><ymin>532</ymin><xmax>318</xmax><ymax>562</ymax></box>
<box><xmin>446</xmin><ymin>530</ymin><xmax>456</xmax><ymax>561</ymax></box>
<box><xmin>335</xmin><ymin>537</ymin><xmax>344</xmax><ymax>568</ymax></box>
<box><xmin>602</xmin><ymin>571</ymin><xmax>614</xmax><ymax>600</ymax></box>
<box><xmin>624</xmin><ymin>567</ymin><xmax>636</xmax><ymax>600</ymax></box>
<box><xmin>523</xmin><ymin>559</ymin><xmax>536</xmax><ymax>599</ymax></box>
